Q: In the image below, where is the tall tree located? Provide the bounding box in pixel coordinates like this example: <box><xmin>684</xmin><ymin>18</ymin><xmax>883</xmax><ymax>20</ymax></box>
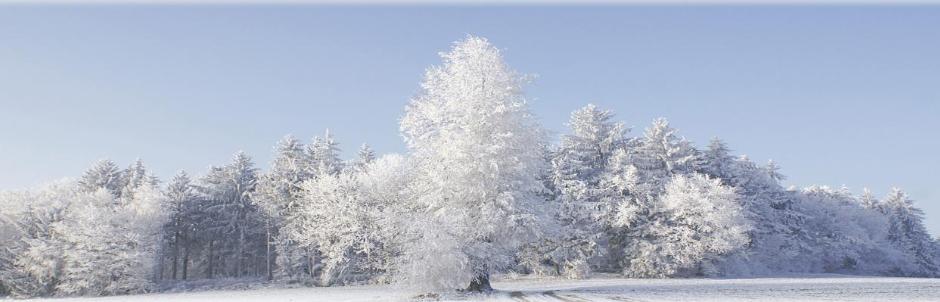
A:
<box><xmin>628</xmin><ymin>118</ymin><xmax>702</xmax><ymax>192</ymax></box>
<box><xmin>163</xmin><ymin>171</ymin><xmax>198</xmax><ymax>280</ymax></box>
<box><xmin>882</xmin><ymin>188</ymin><xmax>938</xmax><ymax>276</ymax></box>
<box><xmin>349</xmin><ymin>143</ymin><xmax>376</xmax><ymax>173</ymax></box>
<box><xmin>77</xmin><ymin>160</ymin><xmax>123</xmax><ymax>197</ymax></box>
<box><xmin>198</xmin><ymin>152</ymin><xmax>264</xmax><ymax>279</ymax></box>
<box><xmin>307</xmin><ymin>130</ymin><xmax>343</xmax><ymax>177</ymax></box>
<box><xmin>253</xmin><ymin>136</ymin><xmax>314</xmax><ymax>281</ymax></box>
<box><xmin>121</xmin><ymin>159</ymin><xmax>158</xmax><ymax>200</ymax></box>
<box><xmin>398</xmin><ymin>36</ymin><xmax>549</xmax><ymax>291</ymax></box>
<box><xmin>543</xmin><ymin>104</ymin><xmax>628</xmax><ymax>276</ymax></box>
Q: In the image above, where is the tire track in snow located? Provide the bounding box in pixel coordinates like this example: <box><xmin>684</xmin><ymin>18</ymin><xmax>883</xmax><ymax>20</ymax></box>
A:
<box><xmin>508</xmin><ymin>290</ymin><xmax>645</xmax><ymax>302</ymax></box>
<box><xmin>543</xmin><ymin>291</ymin><xmax>591</xmax><ymax>302</ymax></box>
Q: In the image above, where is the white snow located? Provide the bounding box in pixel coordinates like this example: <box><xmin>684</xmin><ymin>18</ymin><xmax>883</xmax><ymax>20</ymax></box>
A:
<box><xmin>10</xmin><ymin>276</ymin><xmax>940</xmax><ymax>302</ymax></box>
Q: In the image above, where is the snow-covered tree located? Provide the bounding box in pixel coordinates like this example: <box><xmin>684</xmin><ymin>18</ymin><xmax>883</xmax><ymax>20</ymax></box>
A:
<box><xmin>795</xmin><ymin>186</ymin><xmax>897</xmax><ymax>275</ymax></box>
<box><xmin>162</xmin><ymin>171</ymin><xmax>199</xmax><ymax>280</ymax></box>
<box><xmin>197</xmin><ymin>152</ymin><xmax>265</xmax><ymax>279</ymax></box>
<box><xmin>881</xmin><ymin>188</ymin><xmax>938</xmax><ymax>276</ymax></box>
<box><xmin>618</xmin><ymin>173</ymin><xmax>750</xmax><ymax>277</ymax></box>
<box><xmin>536</xmin><ymin>104</ymin><xmax>628</xmax><ymax>276</ymax></box>
<box><xmin>701</xmin><ymin>138</ymin><xmax>736</xmax><ymax>181</ymax></box>
<box><xmin>308</xmin><ymin>130</ymin><xmax>344</xmax><ymax>177</ymax></box>
<box><xmin>398</xmin><ymin>36</ymin><xmax>549</xmax><ymax>291</ymax></box>
<box><xmin>357</xmin><ymin>154</ymin><xmax>414</xmax><ymax>282</ymax></box>
<box><xmin>0</xmin><ymin>181</ymin><xmax>76</xmax><ymax>298</ymax></box>
<box><xmin>121</xmin><ymin>159</ymin><xmax>159</xmax><ymax>200</ymax></box>
<box><xmin>294</xmin><ymin>172</ymin><xmax>370</xmax><ymax>286</ymax></box>
<box><xmin>77</xmin><ymin>160</ymin><xmax>123</xmax><ymax>197</ymax></box>
<box><xmin>348</xmin><ymin>143</ymin><xmax>377</xmax><ymax>173</ymax></box>
<box><xmin>56</xmin><ymin>181</ymin><xmax>166</xmax><ymax>296</ymax></box>
<box><xmin>629</xmin><ymin>118</ymin><xmax>702</xmax><ymax>191</ymax></box>
<box><xmin>253</xmin><ymin>136</ymin><xmax>314</xmax><ymax>281</ymax></box>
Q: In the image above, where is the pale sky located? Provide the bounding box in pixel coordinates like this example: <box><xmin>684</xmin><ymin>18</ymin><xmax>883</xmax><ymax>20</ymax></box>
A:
<box><xmin>1</xmin><ymin>5</ymin><xmax>938</xmax><ymax>233</ymax></box>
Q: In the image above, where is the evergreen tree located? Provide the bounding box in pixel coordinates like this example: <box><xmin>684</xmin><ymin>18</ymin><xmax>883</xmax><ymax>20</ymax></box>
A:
<box><xmin>629</xmin><ymin>118</ymin><xmax>702</xmax><ymax>192</ymax></box>
<box><xmin>349</xmin><ymin>143</ymin><xmax>376</xmax><ymax>173</ymax></box>
<box><xmin>162</xmin><ymin>171</ymin><xmax>199</xmax><ymax>280</ymax></box>
<box><xmin>307</xmin><ymin>130</ymin><xmax>343</xmax><ymax>176</ymax></box>
<box><xmin>253</xmin><ymin>136</ymin><xmax>314</xmax><ymax>281</ymax></box>
<box><xmin>542</xmin><ymin>104</ymin><xmax>628</xmax><ymax>276</ymax></box>
<box><xmin>77</xmin><ymin>160</ymin><xmax>123</xmax><ymax>197</ymax></box>
<box><xmin>701</xmin><ymin>138</ymin><xmax>735</xmax><ymax>181</ymax></box>
<box><xmin>198</xmin><ymin>152</ymin><xmax>265</xmax><ymax>279</ymax></box>
<box><xmin>882</xmin><ymin>188</ymin><xmax>938</xmax><ymax>276</ymax></box>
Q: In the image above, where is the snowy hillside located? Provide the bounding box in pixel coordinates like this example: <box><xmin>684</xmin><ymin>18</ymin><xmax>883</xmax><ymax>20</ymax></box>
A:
<box><xmin>9</xmin><ymin>276</ymin><xmax>940</xmax><ymax>302</ymax></box>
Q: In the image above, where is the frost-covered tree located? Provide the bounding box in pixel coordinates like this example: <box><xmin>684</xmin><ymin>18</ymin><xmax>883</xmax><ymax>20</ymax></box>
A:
<box><xmin>294</xmin><ymin>172</ymin><xmax>370</xmax><ymax>286</ymax></box>
<box><xmin>795</xmin><ymin>186</ymin><xmax>898</xmax><ymax>275</ymax></box>
<box><xmin>0</xmin><ymin>181</ymin><xmax>76</xmax><ymax>298</ymax></box>
<box><xmin>881</xmin><ymin>188</ymin><xmax>938</xmax><ymax>276</ymax></box>
<box><xmin>536</xmin><ymin>104</ymin><xmax>628</xmax><ymax>276</ymax></box>
<box><xmin>598</xmin><ymin>118</ymin><xmax>703</xmax><ymax>273</ymax></box>
<box><xmin>308</xmin><ymin>130</ymin><xmax>344</xmax><ymax>177</ymax></box>
<box><xmin>253</xmin><ymin>136</ymin><xmax>314</xmax><ymax>281</ymax></box>
<box><xmin>197</xmin><ymin>152</ymin><xmax>265</xmax><ymax>279</ymax></box>
<box><xmin>56</xmin><ymin>182</ymin><xmax>166</xmax><ymax>296</ymax></box>
<box><xmin>162</xmin><ymin>171</ymin><xmax>199</xmax><ymax>280</ymax></box>
<box><xmin>701</xmin><ymin>138</ymin><xmax>736</xmax><ymax>181</ymax></box>
<box><xmin>77</xmin><ymin>160</ymin><xmax>123</xmax><ymax>197</ymax></box>
<box><xmin>398</xmin><ymin>36</ymin><xmax>549</xmax><ymax>291</ymax></box>
<box><xmin>618</xmin><ymin>173</ymin><xmax>749</xmax><ymax>277</ymax></box>
<box><xmin>859</xmin><ymin>188</ymin><xmax>881</xmax><ymax>211</ymax></box>
<box><xmin>348</xmin><ymin>143</ymin><xmax>376</xmax><ymax>173</ymax></box>
<box><xmin>629</xmin><ymin>118</ymin><xmax>701</xmax><ymax>191</ymax></box>
<box><xmin>357</xmin><ymin>154</ymin><xmax>414</xmax><ymax>282</ymax></box>
<box><xmin>121</xmin><ymin>159</ymin><xmax>159</xmax><ymax>200</ymax></box>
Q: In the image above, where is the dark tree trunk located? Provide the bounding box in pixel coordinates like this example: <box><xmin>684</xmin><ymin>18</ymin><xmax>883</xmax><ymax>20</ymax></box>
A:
<box><xmin>171</xmin><ymin>231</ymin><xmax>180</xmax><ymax>280</ymax></box>
<box><xmin>182</xmin><ymin>244</ymin><xmax>190</xmax><ymax>280</ymax></box>
<box><xmin>266</xmin><ymin>225</ymin><xmax>273</xmax><ymax>281</ymax></box>
<box><xmin>465</xmin><ymin>273</ymin><xmax>492</xmax><ymax>292</ymax></box>
<box><xmin>207</xmin><ymin>239</ymin><xmax>214</xmax><ymax>279</ymax></box>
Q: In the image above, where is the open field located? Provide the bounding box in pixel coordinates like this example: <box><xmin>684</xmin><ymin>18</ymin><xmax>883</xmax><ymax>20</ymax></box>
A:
<box><xmin>11</xmin><ymin>275</ymin><xmax>940</xmax><ymax>302</ymax></box>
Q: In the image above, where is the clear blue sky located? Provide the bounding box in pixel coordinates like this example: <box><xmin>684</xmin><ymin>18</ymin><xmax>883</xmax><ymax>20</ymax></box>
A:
<box><xmin>1</xmin><ymin>5</ymin><xmax>938</xmax><ymax>233</ymax></box>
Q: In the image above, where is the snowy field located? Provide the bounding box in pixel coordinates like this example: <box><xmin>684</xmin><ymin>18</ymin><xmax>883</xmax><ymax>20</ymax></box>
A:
<box><xmin>10</xmin><ymin>276</ymin><xmax>940</xmax><ymax>302</ymax></box>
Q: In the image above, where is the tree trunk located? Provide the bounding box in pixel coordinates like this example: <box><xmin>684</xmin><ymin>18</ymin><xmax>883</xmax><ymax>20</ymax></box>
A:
<box><xmin>465</xmin><ymin>273</ymin><xmax>492</xmax><ymax>292</ymax></box>
<box><xmin>207</xmin><ymin>239</ymin><xmax>214</xmax><ymax>279</ymax></box>
<box><xmin>266</xmin><ymin>224</ymin><xmax>273</xmax><ymax>281</ymax></box>
<box><xmin>237</xmin><ymin>227</ymin><xmax>245</xmax><ymax>277</ymax></box>
<box><xmin>182</xmin><ymin>244</ymin><xmax>190</xmax><ymax>280</ymax></box>
<box><xmin>171</xmin><ymin>231</ymin><xmax>180</xmax><ymax>280</ymax></box>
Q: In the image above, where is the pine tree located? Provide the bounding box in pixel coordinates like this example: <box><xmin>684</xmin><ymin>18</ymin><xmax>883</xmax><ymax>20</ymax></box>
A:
<box><xmin>121</xmin><ymin>159</ymin><xmax>158</xmax><ymax>201</ymax></box>
<box><xmin>77</xmin><ymin>160</ymin><xmax>123</xmax><ymax>197</ymax></box>
<box><xmin>349</xmin><ymin>143</ymin><xmax>376</xmax><ymax>173</ymax></box>
<box><xmin>253</xmin><ymin>136</ymin><xmax>314</xmax><ymax>281</ymax></box>
<box><xmin>882</xmin><ymin>188</ymin><xmax>937</xmax><ymax>276</ymax></box>
<box><xmin>163</xmin><ymin>171</ymin><xmax>199</xmax><ymax>280</ymax></box>
<box><xmin>701</xmin><ymin>138</ymin><xmax>735</xmax><ymax>181</ymax></box>
<box><xmin>542</xmin><ymin>104</ymin><xmax>628</xmax><ymax>276</ymax></box>
<box><xmin>307</xmin><ymin>130</ymin><xmax>343</xmax><ymax>177</ymax></box>
<box><xmin>629</xmin><ymin>118</ymin><xmax>702</xmax><ymax>191</ymax></box>
<box><xmin>198</xmin><ymin>152</ymin><xmax>265</xmax><ymax>279</ymax></box>
<box><xmin>398</xmin><ymin>36</ymin><xmax>549</xmax><ymax>291</ymax></box>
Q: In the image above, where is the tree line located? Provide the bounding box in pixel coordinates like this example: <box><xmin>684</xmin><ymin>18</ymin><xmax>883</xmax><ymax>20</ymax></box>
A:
<box><xmin>1</xmin><ymin>36</ymin><xmax>937</xmax><ymax>298</ymax></box>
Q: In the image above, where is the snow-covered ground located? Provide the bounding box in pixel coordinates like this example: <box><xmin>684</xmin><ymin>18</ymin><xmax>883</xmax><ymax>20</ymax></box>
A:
<box><xmin>10</xmin><ymin>275</ymin><xmax>940</xmax><ymax>302</ymax></box>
